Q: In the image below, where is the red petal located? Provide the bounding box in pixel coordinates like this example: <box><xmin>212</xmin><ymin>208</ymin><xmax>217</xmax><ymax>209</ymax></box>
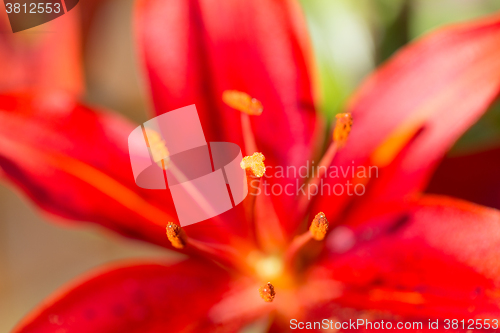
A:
<box><xmin>0</xmin><ymin>9</ymin><xmax>83</xmax><ymax>95</ymax></box>
<box><xmin>13</xmin><ymin>259</ymin><xmax>236</xmax><ymax>333</ymax></box>
<box><xmin>312</xmin><ymin>196</ymin><xmax>500</xmax><ymax>318</ymax></box>
<box><xmin>0</xmin><ymin>94</ymin><xmax>178</xmax><ymax>248</ymax></box>
<box><xmin>312</xmin><ymin>14</ymin><xmax>500</xmax><ymax>222</ymax></box>
<box><xmin>0</xmin><ymin>94</ymin><xmax>254</xmax><ymax>254</ymax></box>
<box><xmin>136</xmin><ymin>0</ymin><xmax>321</xmax><ymax>237</ymax></box>
<box><xmin>426</xmin><ymin>146</ymin><xmax>500</xmax><ymax>210</ymax></box>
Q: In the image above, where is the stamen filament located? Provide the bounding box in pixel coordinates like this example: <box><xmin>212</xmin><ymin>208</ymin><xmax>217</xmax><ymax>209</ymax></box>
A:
<box><xmin>241</xmin><ymin>153</ymin><xmax>266</xmax><ymax>248</ymax></box>
<box><xmin>244</xmin><ymin>170</ymin><xmax>262</xmax><ymax>248</ymax></box>
<box><xmin>284</xmin><ymin>231</ymin><xmax>313</xmax><ymax>264</ymax></box>
<box><xmin>241</xmin><ymin>113</ymin><xmax>258</xmax><ymax>155</ymax></box>
<box><xmin>284</xmin><ymin>213</ymin><xmax>329</xmax><ymax>266</ymax></box>
<box><xmin>297</xmin><ymin>113</ymin><xmax>352</xmax><ymax>214</ymax></box>
<box><xmin>222</xmin><ymin>90</ymin><xmax>263</xmax><ymax>155</ymax></box>
<box><xmin>143</xmin><ymin>128</ymin><xmax>222</xmax><ymax>221</ymax></box>
<box><xmin>297</xmin><ymin>141</ymin><xmax>338</xmax><ymax>214</ymax></box>
<box><xmin>166</xmin><ymin>222</ymin><xmax>251</xmax><ymax>272</ymax></box>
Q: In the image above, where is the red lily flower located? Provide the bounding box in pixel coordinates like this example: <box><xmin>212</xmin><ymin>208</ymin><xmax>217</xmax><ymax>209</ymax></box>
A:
<box><xmin>2</xmin><ymin>0</ymin><xmax>500</xmax><ymax>332</ymax></box>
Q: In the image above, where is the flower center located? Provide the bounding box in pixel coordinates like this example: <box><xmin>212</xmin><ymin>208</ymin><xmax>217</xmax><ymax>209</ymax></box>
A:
<box><xmin>162</xmin><ymin>92</ymin><xmax>349</xmax><ymax>304</ymax></box>
<box><xmin>255</xmin><ymin>255</ymin><xmax>284</xmax><ymax>281</ymax></box>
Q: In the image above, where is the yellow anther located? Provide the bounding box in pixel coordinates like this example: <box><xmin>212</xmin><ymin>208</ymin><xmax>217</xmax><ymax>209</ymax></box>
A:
<box><xmin>333</xmin><ymin>113</ymin><xmax>353</xmax><ymax>147</ymax></box>
<box><xmin>144</xmin><ymin>128</ymin><xmax>170</xmax><ymax>170</ymax></box>
<box><xmin>166</xmin><ymin>222</ymin><xmax>187</xmax><ymax>249</ymax></box>
<box><xmin>258</xmin><ymin>282</ymin><xmax>276</xmax><ymax>303</ymax></box>
<box><xmin>222</xmin><ymin>90</ymin><xmax>263</xmax><ymax>116</ymax></box>
<box><xmin>309</xmin><ymin>212</ymin><xmax>329</xmax><ymax>241</ymax></box>
<box><xmin>240</xmin><ymin>152</ymin><xmax>266</xmax><ymax>177</ymax></box>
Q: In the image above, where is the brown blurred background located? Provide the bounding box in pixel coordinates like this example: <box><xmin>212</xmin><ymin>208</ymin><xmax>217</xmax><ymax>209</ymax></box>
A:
<box><xmin>2</xmin><ymin>0</ymin><xmax>500</xmax><ymax>331</ymax></box>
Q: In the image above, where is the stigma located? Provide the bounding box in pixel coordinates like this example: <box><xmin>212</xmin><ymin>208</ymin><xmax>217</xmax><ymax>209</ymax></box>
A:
<box><xmin>166</xmin><ymin>222</ymin><xmax>187</xmax><ymax>249</ymax></box>
<box><xmin>309</xmin><ymin>212</ymin><xmax>329</xmax><ymax>241</ymax></box>
<box><xmin>144</xmin><ymin>128</ymin><xmax>170</xmax><ymax>170</ymax></box>
<box><xmin>258</xmin><ymin>282</ymin><xmax>276</xmax><ymax>302</ymax></box>
<box><xmin>222</xmin><ymin>90</ymin><xmax>263</xmax><ymax>116</ymax></box>
<box><xmin>241</xmin><ymin>152</ymin><xmax>266</xmax><ymax>177</ymax></box>
<box><xmin>333</xmin><ymin>113</ymin><xmax>353</xmax><ymax>147</ymax></box>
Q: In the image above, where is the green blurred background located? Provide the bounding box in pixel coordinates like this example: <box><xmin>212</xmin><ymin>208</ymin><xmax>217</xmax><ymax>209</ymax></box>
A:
<box><xmin>2</xmin><ymin>0</ymin><xmax>500</xmax><ymax>331</ymax></box>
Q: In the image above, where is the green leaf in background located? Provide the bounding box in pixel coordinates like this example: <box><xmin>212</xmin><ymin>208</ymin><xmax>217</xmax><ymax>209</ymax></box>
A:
<box><xmin>300</xmin><ymin>0</ymin><xmax>500</xmax><ymax>154</ymax></box>
<box><xmin>411</xmin><ymin>0</ymin><xmax>500</xmax><ymax>38</ymax></box>
<box><xmin>299</xmin><ymin>0</ymin><xmax>407</xmax><ymax>120</ymax></box>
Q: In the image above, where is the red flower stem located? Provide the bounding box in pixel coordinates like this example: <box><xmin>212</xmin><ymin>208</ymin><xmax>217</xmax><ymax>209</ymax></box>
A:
<box><xmin>297</xmin><ymin>141</ymin><xmax>339</xmax><ymax>215</ymax></box>
<box><xmin>241</xmin><ymin>113</ymin><xmax>257</xmax><ymax>154</ymax></box>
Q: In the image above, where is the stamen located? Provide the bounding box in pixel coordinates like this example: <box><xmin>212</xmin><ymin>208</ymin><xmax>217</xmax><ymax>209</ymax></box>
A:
<box><xmin>258</xmin><ymin>282</ymin><xmax>276</xmax><ymax>302</ymax></box>
<box><xmin>222</xmin><ymin>90</ymin><xmax>262</xmax><ymax>155</ymax></box>
<box><xmin>297</xmin><ymin>114</ymin><xmax>353</xmax><ymax>214</ymax></box>
<box><xmin>309</xmin><ymin>212</ymin><xmax>329</xmax><ymax>241</ymax></box>
<box><xmin>285</xmin><ymin>212</ymin><xmax>329</xmax><ymax>265</ymax></box>
<box><xmin>222</xmin><ymin>90</ymin><xmax>263</xmax><ymax>116</ymax></box>
<box><xmin>143</xmin><ymin>128</ymin><xmax>170</xmax><ymax>170</ymax></box>
<box><xmin>333</xmin><ymin>113</ymin><xmax>353</xmax><ymax>147</ymax></box>
<box><xmin>241</xmin><ymin>153</ymin><xmax>266</xmax><ymax>248</ymax></box>
<box><xmin>166</xmin><ymin>222</ymin><xmax>254</xmax><ymax>274</ymax></box>
<box><xmin>241</xmin><ymin>152</ymin><xmax>266</xmax><ymax>178</ymax></box>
